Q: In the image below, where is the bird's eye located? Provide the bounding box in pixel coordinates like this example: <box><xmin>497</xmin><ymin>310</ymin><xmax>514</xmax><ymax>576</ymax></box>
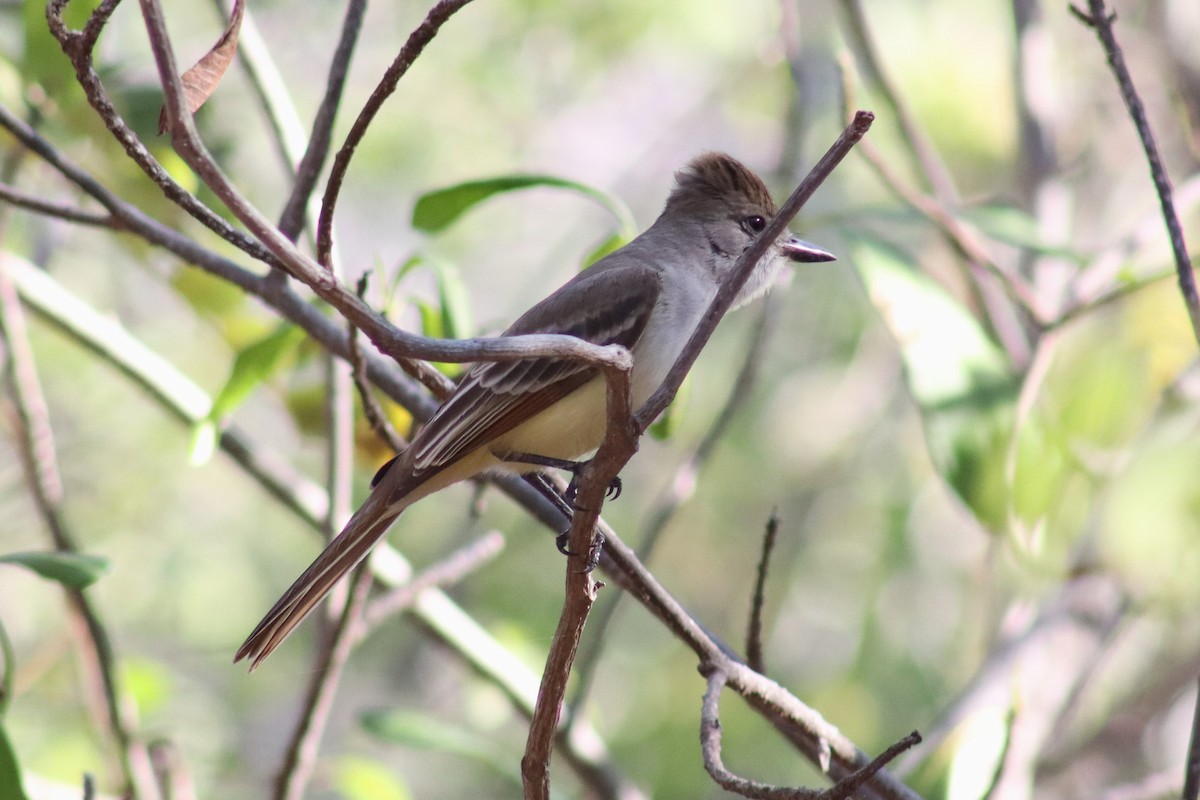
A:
<box><xmin>743</xmin><ymin>215</ymin><xmax>767</xmax><ymax>233</ymax></box>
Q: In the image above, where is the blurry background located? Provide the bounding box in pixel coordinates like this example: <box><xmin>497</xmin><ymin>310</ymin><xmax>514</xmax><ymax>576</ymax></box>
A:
<box><xmin>2</xmin><ymin>0</ymin><xmax>1199</xmax><ymax>797</ymax></box>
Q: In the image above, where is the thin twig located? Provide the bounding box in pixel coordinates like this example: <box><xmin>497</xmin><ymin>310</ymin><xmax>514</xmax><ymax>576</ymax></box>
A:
<box><xmin>834</xmin><ymin>51</ymin><xmax>1034</xmax><ymax>364</ymax></box>
<box><xmin>746</xmin><ymin>511</ymin><xmax>780</xmax><ymax>674</ymax></box>
<box><xmin>316</xmin><ymin>0</ymin><xmax>479</xmax><ymax>266</ymax></box>
<box><xmin>357</xmin><ymin>531</ymin><xmax>505</xmax><ymax>637</ymax></box>
<box><xmin>835</xmin><ymin>0</ymin><xmax>957</xmax><ymax>202</ymax></box>
<box><xmin>521</xmin><ymin>360</ymin><xmax>632</xmax><ymax>799</ymax></box>
<box><xmin>1070</xmin><ymin>0</ymin><xmax>1200</xmax><ymax>346</ymax></box>
<box><xmin>277</xmin><ymin>0</ymin><xmax>366</xmax><ymax>240</ymax></box>
<box><xmin>134</xmin><ymin>1</ymin><xmax>633</xmax><ymax>375</ymax></box>
<box><xmin>700</xmin><ymin>665</ymin><xmax>922</xmax><ymax>799</ymax></box>
<box><xmin>272</xmin><ymin>565</ymin><xmax>373</xmax><ymax>800</ymax></box>
<box><xmin>593</xmin><ymin>527</ymin><xmax>920</xmax><ymax>800</ymax></box>
<box><xmin>0</xmin><ymin>182</ymin><xmax>116</xmax><ymax>227</ymax></box>
<box><xmin>349</xmin><ymin>275</ymin><xmax>407</xmax><ymax>452</ymax></box>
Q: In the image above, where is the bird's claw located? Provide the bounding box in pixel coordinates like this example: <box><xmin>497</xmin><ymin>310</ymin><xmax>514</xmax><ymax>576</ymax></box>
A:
<box><xmin>564</xmin><ymin>474</ymin><xmax>622</xmax><ymax>508</ymax></box>
<box><xmin>555</xmin><ymin>529</ymin><xmax>605</xmax><ymax>572</ymax></box>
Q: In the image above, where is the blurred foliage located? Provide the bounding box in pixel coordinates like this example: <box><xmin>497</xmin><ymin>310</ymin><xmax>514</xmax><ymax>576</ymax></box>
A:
<box><xmin>1</xmin><ymin>0</ymin><xmax>1199</xmax><ymax>798</ymax></box>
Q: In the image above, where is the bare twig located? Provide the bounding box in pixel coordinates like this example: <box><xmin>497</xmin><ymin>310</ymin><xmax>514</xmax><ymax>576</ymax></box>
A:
<box><xmin>0</xmin><ymin>182</ymin><xmax>116</xmax><ymax>227</ymax></box>
<box><xmin>277</xmin><ymin>0</ymin><xmax>367</xmax><ymax>239</ymax></box>
<box><xmin>746</xmin><ymin>511</ymin><xmax>780</xmax><ymax>674</ymax></box>
<box><xmin>835</xmin><ymin>0</ymin><xmax>956</xmax><ymax>202</ymax></box>
<box><xmin>136</xmin><ymin>0</ymin><xmax>632</xmax><ymax>375</ymax></box>
<box><xmin>358</xmin><ymin>532</ymin><xmax>505</xmax><ymax>637</ymax></box>
<box><xmin>273</xmin><ymin>565</ymin><xmax>373</xmax><ymax>800</ymax></box>
<box><xmin>700</xmin><ymin>665</ymin><xmax>921</xmax><ymax>799</ymax></box>
<box><xmin>349</xmin><ymin>275</ymin><xmax>408</xmax><ymax>452</ymax></box>
<box><xmin>1070</xmin><ymin>0</ymin><xmax>1200</xmax><ymax>346</ymax></box>
<box><xmin>593</xmin><ymin>526</ymin><xmax>920</xmax><ymax>800</ymax></box>
<box><xmin>316</xmin><ymin>0</ymin><xmax>479</xmax><ymax>266</ymax></box>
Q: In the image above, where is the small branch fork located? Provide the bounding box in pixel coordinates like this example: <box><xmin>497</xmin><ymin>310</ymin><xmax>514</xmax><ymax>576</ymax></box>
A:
<box><xmin>701</xmin><ymin>665</ymin><xmax>921</xmax><ymax>800</ymax></box>
<box><xmin>520</xmin><ymin>113</ymin><xmax>877</xmax><ymax>800</ymax></box>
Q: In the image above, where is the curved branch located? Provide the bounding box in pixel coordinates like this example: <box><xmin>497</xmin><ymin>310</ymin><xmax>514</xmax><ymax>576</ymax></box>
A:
<box><xmin>315</xmin><ymin>0</ymin><xmax>479</xmax><ymax>265</ymax></box>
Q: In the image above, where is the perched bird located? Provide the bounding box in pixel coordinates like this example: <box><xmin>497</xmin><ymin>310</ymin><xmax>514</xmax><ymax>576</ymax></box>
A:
<box><xmin>236</xmin><ymin>152</ymin><xmax>834</xmax><ymax>669</ymax></box>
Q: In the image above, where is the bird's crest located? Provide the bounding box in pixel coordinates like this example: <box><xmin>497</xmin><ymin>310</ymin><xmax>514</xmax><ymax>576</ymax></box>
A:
<box><xmin>668</xmin><ymin>152</ymin><xmax>776</xmax><ymax>214</ymax></box>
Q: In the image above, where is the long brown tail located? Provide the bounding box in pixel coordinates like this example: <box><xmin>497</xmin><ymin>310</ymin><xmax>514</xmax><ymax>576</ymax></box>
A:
<box><xmin>234</xmin><ymin>487</ymin><xmax>407</xmax><ymax>670</ymax></box>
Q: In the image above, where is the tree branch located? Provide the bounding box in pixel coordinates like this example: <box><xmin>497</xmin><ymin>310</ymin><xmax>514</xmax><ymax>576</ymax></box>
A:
<box><xmin>1070</xmin><ymin>0</ymin><xmax>1200</xmax><ymax>345</ymax></box>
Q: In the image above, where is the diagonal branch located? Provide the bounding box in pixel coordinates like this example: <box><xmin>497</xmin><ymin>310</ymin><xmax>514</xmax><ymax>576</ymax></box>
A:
<box><xmin>1070</xmin><ymin>0</ymin><xmax>1200</xmax><ymax>345</ymax></box>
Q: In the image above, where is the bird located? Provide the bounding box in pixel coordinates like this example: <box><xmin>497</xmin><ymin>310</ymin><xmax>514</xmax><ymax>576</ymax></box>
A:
<box><xmin>235</xmin><ymin>152</ymin><xmax>835</xmax><ymax>669</ymax></box>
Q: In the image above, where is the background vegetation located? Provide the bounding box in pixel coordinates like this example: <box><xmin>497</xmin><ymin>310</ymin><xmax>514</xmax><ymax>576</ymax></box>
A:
<box><xmin>1</xmin><ymin>0</ymin><xmax>1198</xmax><ymax>798</ymax></box>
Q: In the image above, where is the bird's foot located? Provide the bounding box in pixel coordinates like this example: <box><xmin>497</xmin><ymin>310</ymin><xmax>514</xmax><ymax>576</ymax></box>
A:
<box><xmin>556</xmin><ymin>528</ymin><xmax>605</xmax><ymax>571</ymax></box>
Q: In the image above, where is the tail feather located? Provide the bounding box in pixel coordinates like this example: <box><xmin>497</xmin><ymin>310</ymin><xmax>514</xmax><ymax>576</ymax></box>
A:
<box><xmin>234</xmin><ymin>492</ymin><xmax>404</xmax><ymax>670</ymax></box>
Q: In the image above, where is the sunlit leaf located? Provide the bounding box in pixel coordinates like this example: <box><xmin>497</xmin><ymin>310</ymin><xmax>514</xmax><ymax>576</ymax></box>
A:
<box><xmin>123</xmin><ymin>658</ymin><xmax>174</xmax><ymax>717</ymax></box>
<box><xmin>433</xmin><ymin>261</ymin><xmax>472</xmax><ymax>342</ymax></box>
<box><xmin>192</xmin><ymin>323</ymin><xmax>306</xmax><ymax>463</ymax></box>
<box><xmin>0</xmin><ymin>551</ymin><xmax>110</xmax><ymax>589</ymax></box>
<box><xmin>158</xmin><ymin>0</ymin><xmax>245</xmax><ymax>133</ymax></box>
<box><xmin>582</xmin><ymin>231</ymin><xmax>630</xmax><ymax>268</ymax></box>
<box><xmin>945</xmin><ymin>707</ymin><xmax>1013</xmax><ymax>800</ymax></box>
<box><xmin>648</xmin><ymin>376</ymin><xmax>688</xmax><ymax>441</ymax></box>
<box><xmin>854</xmin><ymin>239</ymin><xmax>1016</xmax><ymax>531</ymax></box>
<box><xmin>333</xmin><ymin>756</ymin><xmax>411</xmax><ymax>800</ymax></box>
<box><xmin>0</xmin><ymin>723</ymin><xmax>29</xmax><ymax>800</ymax></box>
<box><xmin>412</xmin><ymin>175</ymin><xmax>635</xmax><ymax>236</ymax></box>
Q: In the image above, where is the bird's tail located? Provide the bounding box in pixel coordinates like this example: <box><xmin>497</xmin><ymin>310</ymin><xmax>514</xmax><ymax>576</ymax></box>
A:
<box><xmin>234</xmin><ymin>485</ymin><xmax>410</xmax><ymax>670</ymax></box>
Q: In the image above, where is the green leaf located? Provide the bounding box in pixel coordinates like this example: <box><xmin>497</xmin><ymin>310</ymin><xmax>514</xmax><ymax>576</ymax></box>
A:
<box><xmin>0</xmin><ymin>552</ymin><xmax>111</xmax><ymax>589</ymax></box>
<box><xmin>854</xmin><ymin>239</ymin><xmax>1016</xmax><ymax>531</ymax></box>
<box><xmin>648</xmin><ymin>376</ymin><xmax>688</xmax><ymax>441</ymax></box>
<box><xmin>433</xmin><ymin>261</ymin><xmax>473</xmax><ymax>342</ymax></box>
<box><xmin>360</xmin><ymin>710</ymin><xmax>522</xmax><ymax>787</ymax></box>
<box><xmin>0</xmin><ymin>618</ymin><xmax>13</xmax><ymax>719</ymax></box>
<box><xmin>192</xmin><ymin>323</ymin><xmax>306</xmax><ymax>463</ymax></box>
<box><xmin>0</xmin><ymin>723</ymin><xmax>29</xmax><ymax>800</ymax></box>
<box><xmin>582</xmin><ymin>231</ymin><xmax>630</xmax><ymax>268</ymax></box>
<box><xmin>333</xmin><ymin>756</ymin><xmax>411</xmax><ymax>800</ymax></box>
<box><xmin>412</xmin><ymin>175</ymin><xmax>635</xmax><ymax>236</ymax></box>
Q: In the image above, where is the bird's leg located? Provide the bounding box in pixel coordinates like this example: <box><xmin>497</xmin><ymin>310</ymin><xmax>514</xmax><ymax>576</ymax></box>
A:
<box><xmin>497</xmin><ymin>451</ymin><xmax>622</xmax><ymax>506</ymax></box>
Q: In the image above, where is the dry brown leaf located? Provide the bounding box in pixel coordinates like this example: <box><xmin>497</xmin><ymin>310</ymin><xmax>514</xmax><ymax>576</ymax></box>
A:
<box><xmin>158</xmin><ymin>0</ymin><xmax>245</xmax><ymax>134</ymax></box>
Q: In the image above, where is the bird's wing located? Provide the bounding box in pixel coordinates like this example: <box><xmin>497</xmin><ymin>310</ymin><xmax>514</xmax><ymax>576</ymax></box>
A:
<box><xmin>407</xmin><ymin>263</ymin><xmax>661</xmax><ymax>474</ymax></box>
<box><xmin>236</xmin><ymin>264</ymin><xmax>660</xmax><ymax>669</ymax></box>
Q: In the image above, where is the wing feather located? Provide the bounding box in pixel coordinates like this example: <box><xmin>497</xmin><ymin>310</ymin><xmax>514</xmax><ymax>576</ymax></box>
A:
<box><xmin>410</xmin><ymin>264</ymin><xmax>660</xmax><ymax>473</ymax></box>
